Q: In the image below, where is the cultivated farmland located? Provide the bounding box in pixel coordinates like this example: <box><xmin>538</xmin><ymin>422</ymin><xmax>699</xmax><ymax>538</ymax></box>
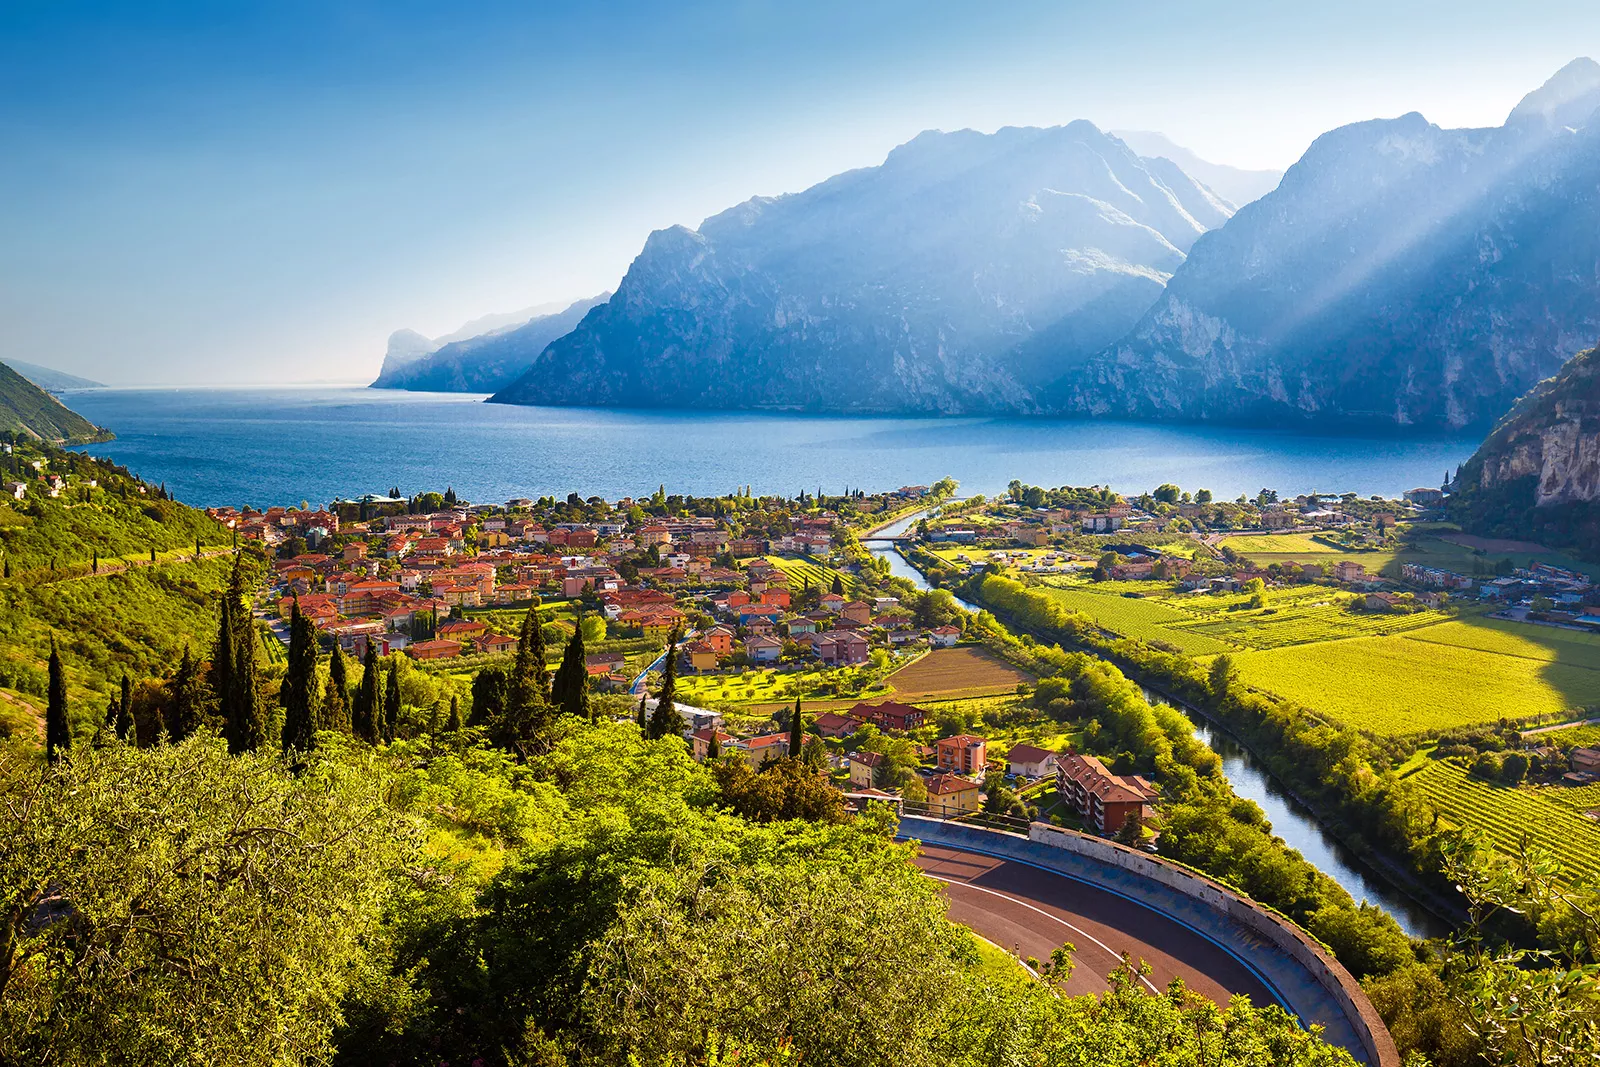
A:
<box><xmin>1037</xmin><ymin>585</ymin><xmax>1236</xmax><ymax>655</ymax></box>
<box><xmin>1408</xmin><ymin>758</ymin><xmax>1600</xmax><ymax>885</ymax></box>
<box><xmin>1227</xmin><ymin>636</ymin><xmax>1600</xmax><ymax>734</ymax></box>
<box><xmin>763</xmin><ymin>555</ymin><xmax>859</xmax><ymax>595</ymax></box>
<box><xmin>884</xmin><ymin>646</ymin><xmax>1032</xmax><ymax>701</ymax></box>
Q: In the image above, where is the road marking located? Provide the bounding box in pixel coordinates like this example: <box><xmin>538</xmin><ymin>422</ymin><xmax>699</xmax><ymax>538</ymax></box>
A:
<box><xmin>924</xmin><ymin>873</ymin><xmax>1161</xmax><ymax>992</ymax></box>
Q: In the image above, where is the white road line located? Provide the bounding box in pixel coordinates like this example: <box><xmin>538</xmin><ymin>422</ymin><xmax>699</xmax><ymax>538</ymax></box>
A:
<box><xmin>926</xmin><ymin>873</ymin><xmax>1161</xmax><ymax>992</ymax></box>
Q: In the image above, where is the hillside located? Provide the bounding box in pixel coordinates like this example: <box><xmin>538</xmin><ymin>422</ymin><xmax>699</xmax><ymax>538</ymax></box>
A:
<box><xmin>1061</xmin><ymin>58</ymin><xmax>1600</xmax><ymax>430</ymax></box>
<box><xmin>4</xmin><ymin>359</ymin><xmax>104</xmax><ymax>391</ymax></box>
<box><xmin>0</xmin><ymin>360</ymin><xmax>110</xmax><ymax>443</ymax></box>
<box><xmin>0</xmin><ymin>440</ymin><xmax>234</xmax><ymax>736</ymax></box>
<box><xmin>1448</xmin><ymin>346</ymin><xmax>1600</xmax><ymax>558</ymax></box>
<box><xmin>372</xmin><ymin>294</ymin><xmax>608</xmax><ymax>392</ymax></box>
<box><xmin>490</xmin><ymin>122</ymin><xmax>1231</xmax><ymax>415</ymax></box>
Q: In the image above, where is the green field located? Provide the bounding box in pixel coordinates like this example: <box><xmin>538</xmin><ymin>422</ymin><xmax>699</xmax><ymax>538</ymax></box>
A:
<box><xmin>1402</xmin><ymin>617</ymin><xmax>1600</xmax><ymax>663</ymax></box>
<box><xmin>1037</xmin><ymin>585</ymin><xmax>1236</xmax><ymax>655</ymax></box>
<box><xmin>1408</xmin><ymin>758</ymin><xmax>1600</xmax><ymax>885</ymax></box>
<box><xmin>1229</xmin><ymin>633</ymin><xmax>1600</xmax><ymax>734</ymax></box>
<box><xmin>1037</xmin><ymin>581</ymin><xmax>1441</xmax><ymax>656</ymax></box>
<box><xmin>763</xmin><ymin>555</ymin><xmax>860</xmax><ymax>595</ymax></box>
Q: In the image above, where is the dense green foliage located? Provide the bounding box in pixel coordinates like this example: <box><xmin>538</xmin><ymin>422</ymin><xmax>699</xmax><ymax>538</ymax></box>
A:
<box><xmin>0</xmin><ymin>364</ymin><xmax>105</xmax><ymax>444</ymax></box>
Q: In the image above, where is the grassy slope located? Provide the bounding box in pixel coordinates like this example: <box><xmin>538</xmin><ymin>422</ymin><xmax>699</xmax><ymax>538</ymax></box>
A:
<box><xmin>0</xmin><ymin>442</ymin><xmax>240</xmax><ymax>741</ymax></box>
<box><xmin>0</xmin><ymin>360</ymin><xmax>106</xmax><ymax>443</ymax></box>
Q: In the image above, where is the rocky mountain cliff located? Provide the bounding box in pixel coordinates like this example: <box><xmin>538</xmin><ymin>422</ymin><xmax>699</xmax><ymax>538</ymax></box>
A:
<box><xmin>373</xmin><ymin>295</ymin><xmax>608</xmax><ymax>392</ymax></box>
<box><xmin>1448</xmin><ymin>346</ymin><xmax>1600</xmax><ymax>557</ymax></box>
<box><xmin>489</xmin><ymin>122</ymin><xmax>1231</xmax><ymax>414</ymax></box>
<box><xmin>0</xmin><ymin>361</ymin><xmax>109</xmax><ymax>443</ymax></box>
<box><xmin>1062</xmin><ymin>58</ymin><xmax>1600</xmax><ymax>430</ymax></box>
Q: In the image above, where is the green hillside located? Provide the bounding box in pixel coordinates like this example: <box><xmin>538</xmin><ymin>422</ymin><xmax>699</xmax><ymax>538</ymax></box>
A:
<box><xmin>0</xmin><ymin>359</ymin><xmax>110</xmax><ymax>444</ymax></box>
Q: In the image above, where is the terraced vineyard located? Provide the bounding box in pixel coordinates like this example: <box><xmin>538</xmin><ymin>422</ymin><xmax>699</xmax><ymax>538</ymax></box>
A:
<box><xmin>763</xmin><ymin>555</ymin><xmax>860</xmax><ymax>595</ymax></box>
<box><xmin>1408</xmin><ymin>759</ymin><xmax>1600</xmax><ymax>884</ymax></box>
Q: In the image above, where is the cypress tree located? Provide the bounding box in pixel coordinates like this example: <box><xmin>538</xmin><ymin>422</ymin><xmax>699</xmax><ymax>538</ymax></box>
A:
<box><xmin>209</xmin><ymin>586</ymin><xmax>235</xmax><ymax>729</ymax></box>
<box><xmin>282</xmin><ymin>602</ymin><xmax>319</xmax><ymax>753</ymax></box>
<box><xmin>150</xmin><ymin>545</ymin><xmax>156</xmax><ymax>563</ymax></box>
<box><xmin>512</xmin><ymin>598</ymin><xmax>550</xmax><ymax>707</ymax></box>
<box><xmin>353</xmin><ymin>644</ymin><xmax>380</xmax><ymax>743</ymax></box>
<box><xmin>223</xmin><ymin>557</ymin><xmax>266</xmax><ymax>754</ymax></box>
<box><xmin>636</xmin><ymin>692</ymin><xmax>648</xmax><ymax>730</ymax></box>
<box><xmin>383</xmin><ymin>663</ymin><xmax>401</xmax><ymax>743</ymax></box>
<box><xmin>788</xmin><ymin>697</ymin><xmax>804</xmax><ymax>759</ymax></box>
<box><xmin>446</xmin><ymin>695</ymin><xmax>462</xmax><ymax>732</ymax></box>
<box><xmin>648</xmin><ymin>631</ymin><xmax>684</xmax><ymax>740</ymax></box>
<box><xmin>324</xmin><ymin>645</ymin><xmax>351</xmax><ymax>732</ymax></box>
<box><xmin>116</xmin><ymin>673</ymin><xmax>134</xmax><ymax>742</ymax></box>
<box><xmin>831</xmin><ymin>575</ymin><xmax>844</xmax><ymax>597</ymax></box>
<box><xmin>45</xmin><ymin>636</ymin><xmax>70</xmax><ymax>763</ymax></box>
<box><xmin>552</xmin><ymin>623</ymin><xmax>588</xmax><ymax>720</ymax></box>
<box><xmin>167</xmin><ymin>644</ymin><xmax>202</xmax><ymax>742</ymax></box>
<box><xmin>706</xmin><ymin>730</ymin><xmax>721</xmax><ymax>759</ymax></box>
<box><xmin>92</xmin><ymin>551</ymin><xmax>98</xmax><ymax>574</ymax></box>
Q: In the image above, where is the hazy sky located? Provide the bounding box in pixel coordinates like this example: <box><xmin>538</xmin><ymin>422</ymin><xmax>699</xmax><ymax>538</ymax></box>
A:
<box><xmin>2</xmin><ymin>1</ymin><xmax>1596</xmax><ymax>385</ymax></box>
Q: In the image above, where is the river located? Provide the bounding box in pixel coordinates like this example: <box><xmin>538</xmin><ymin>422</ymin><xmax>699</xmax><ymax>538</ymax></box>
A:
<box><xmin>877</xmin><ymin>512</ymin><xmax>1446</xmax><ymax>939</ymax></box>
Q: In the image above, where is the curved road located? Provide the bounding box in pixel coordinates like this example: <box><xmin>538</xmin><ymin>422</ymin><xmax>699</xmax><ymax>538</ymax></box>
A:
<box><xmin>916</xmin><ymin>844</ymin><xmax>1279</xmax><ymax>1006</ymax></box>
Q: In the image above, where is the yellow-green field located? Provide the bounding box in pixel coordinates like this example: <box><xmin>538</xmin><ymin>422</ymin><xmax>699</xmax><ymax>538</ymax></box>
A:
<box><xmin>1228</xmin><ymin>634</ymin><xmax>1600</xmax><ymax>734</ymax></box>
<box><xmin>763</xmin><ymin>555</ymin><xmax>860</xmax><ymax>595</ymax></box>
<box><xmin>1029</xmin><ymin>576</ymin><xmax>1600</xmax><ymax>735</ymax></box>
<box><xmin>1407</xmin><ymin>758</ymin><xmax>1600</xmax><ymax>885</ymax></box>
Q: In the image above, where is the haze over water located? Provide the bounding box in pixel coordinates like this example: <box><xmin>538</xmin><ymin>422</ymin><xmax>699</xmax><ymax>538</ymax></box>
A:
<box><xmin>67</xmin><ymin>387</ymin><xmax>1478</xmax><ymax>509</ymax></box>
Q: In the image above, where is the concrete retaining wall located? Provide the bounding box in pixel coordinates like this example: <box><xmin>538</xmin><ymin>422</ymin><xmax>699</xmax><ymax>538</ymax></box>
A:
<box><xmin>901</xmin><ymin>816</ymin><xmax>1398</xmax><ymax>1067</ymax></box>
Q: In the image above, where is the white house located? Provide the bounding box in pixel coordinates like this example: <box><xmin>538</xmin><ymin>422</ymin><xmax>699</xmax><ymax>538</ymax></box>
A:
<box><xmin>1006</xmin><ymin>743</ymin><xmax>1059</xmax><ymax>780</ymax></box>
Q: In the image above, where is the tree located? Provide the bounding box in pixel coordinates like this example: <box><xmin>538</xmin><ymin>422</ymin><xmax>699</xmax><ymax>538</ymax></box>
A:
<box><xmin>706</xmin><ymin>730</ymin><xmax>721</xmax><ymax>759</ymax></box>
<box><xmin>788</xmin><ymin>698</ymin><xmax>805</xmax><ymax>758</ymax></box>
<box><xmin>0</xmin><ymin>736</ymin><xmax>401</xmax><ymax>1064</ymax></box>
<box><xmin>551</xmin><ymin>624</ymin><xmax>589</xmax><ymax>720</ymax></box>
<box><xmin>323</xmin><ymin>645</ymin><xmax>351</xmax><ymax>733</ymax></box>
<box><xmin>648</xmin><ymin>632</ymin><xmax>685</xmax><ymax>740</ymax></box>
<box><xmin>1208</xmin><ymin>654</ymin><xmax>1237</xmax><ymax>699</ymax></box>
<box><xmin>1153</xmin><ymin>483</ymin><xmax>1181</xmax><ymax>505</ymax></box>
<box><xmin>352</xmin><ymin>644</ymin><xmax>380</xmax><ymax>744</ymax></box>
<box><xmin>115</xmin><ymin>674</ymin><xmax>133</xmax><ymax>743</ymax></box>
<box><xmin>165</xmin><ymin>645</ymin><xmax>204</xmax><ymax>743</ymax></box>
<box><xmin>282</xmin><ymin>603</ymin><xmax>319</xmax><ymax>753</ymax></box>
<box><xmin>221</xmin><ymin>557</ymin><xmax>266</xmax><ymax>754</ymax></box>
<box><xmin>497</xmin><ymin>599</ymin><xmax>555</xmax><ymax>756</ymax></box>
<box><xmin>636</xmin><ymin>692</ymin><xmax>648</xmax><ymax>730</ymax></box>
<box><xmin>830</xmin><ymin>574</ymin><xmax>844</xmax><ymax>597</ymax></box>
<box><xmin>445</xmin><ymin>696</ymin><xmax>462</xmax><ymax>733</ymax></box>
<box><xmin>383</xmin><ymin>662</ymin><xmax>401</xmax><ymax>743</ymax></box>
<box><xmin>45</xmin><ymin>636</ymin><xmax>69</xmax><ymax>763</ymax></box>
<box><xmin>1194</xmin><ymin>488</ymin><xmax>1213</xmax><ymax>504</ymax></box>
<box><xmin>208</xmin><ymin>592</ymin><xmax>235</xmax><ymax>734</ymax></box>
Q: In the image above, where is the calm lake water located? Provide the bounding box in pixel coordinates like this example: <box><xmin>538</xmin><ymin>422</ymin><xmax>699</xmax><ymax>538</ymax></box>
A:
<box><xmin>65</xmin><ymin>386</ymin><xmax>1479</xmax><ymax>509</ymax></box>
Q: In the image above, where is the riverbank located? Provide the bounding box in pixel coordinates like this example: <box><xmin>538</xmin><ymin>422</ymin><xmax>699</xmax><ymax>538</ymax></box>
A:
<box><xmin>883</xmin><ymin>542</ymin><xmax>1456</xmax><ymax>939</ymax></box>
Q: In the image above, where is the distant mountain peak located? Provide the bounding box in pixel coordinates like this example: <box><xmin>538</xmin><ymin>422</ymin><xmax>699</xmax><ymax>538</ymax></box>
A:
<box><xmin>1507</xmin><ymin>56</ymin><xmax>1600</xmax><ymax>132</ymax></box>
<box><xmin>1108</xmin><ymin>130</ymin><xmax>1284</xmax><ymax>207</ymax></box>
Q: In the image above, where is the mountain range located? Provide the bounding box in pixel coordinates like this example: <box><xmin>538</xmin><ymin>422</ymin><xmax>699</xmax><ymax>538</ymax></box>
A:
<box><xmin>488</xmin><ymin>122</ymin><xmax>1233</xmax><ymax>413</ymax></box>
<box><xmin>1107</xmin><ymin>131</ymin><xmax>1283</xmax><ymax>208</ymax></box>
<box><xmin>371</xmin><ymin>296</ymin><xmax>607</xmax><ymax>392</ymax></box>
<box><xmin>1064</xmin><ymin>59</ymin><xmax>1600</xmax><ymax>429</ymax></box>
<box><xmin>0</xmin><ymin>361</ymin><xmax>109</xmax><ymax>444</ymax></box>
<box><xmin>383</xmin><ymin>58</ymin><xmax>1600</xmax><ymax>434</ymax></box>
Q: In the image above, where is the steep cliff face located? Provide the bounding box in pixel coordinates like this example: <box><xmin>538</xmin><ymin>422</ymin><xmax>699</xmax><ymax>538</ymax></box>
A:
<box><xmin>490</xmin><ymin>122</ymin><xmax>1229</xmax><ymax>414</ymax></box>
<box><xmin>1061</xmin><ymin>58</ymin><xmax>1600</xmax><ymax>430</ymax></box>
<box><xmin>1449</xmin><ymin>347</ymin><xmax>1600</xmax><ymax>555</ymax></box>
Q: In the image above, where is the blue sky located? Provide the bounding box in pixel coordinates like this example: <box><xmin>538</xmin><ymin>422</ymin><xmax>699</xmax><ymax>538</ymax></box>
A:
<box><xmin>2</xmin><ymin>1</ymin><xmax>1597</xmax><ymax>385</ymax></box>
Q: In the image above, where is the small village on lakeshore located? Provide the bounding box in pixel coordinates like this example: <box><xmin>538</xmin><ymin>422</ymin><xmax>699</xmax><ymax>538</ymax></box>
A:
<box><xmin>178</xmin><ymin>471</ymin><xmax>1600</xmax><ymax>842</ymax></box>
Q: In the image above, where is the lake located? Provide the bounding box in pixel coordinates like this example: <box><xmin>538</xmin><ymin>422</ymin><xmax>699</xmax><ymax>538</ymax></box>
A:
<box><xmin>65</xmin><ymin>386</ymin><xmax>1479</xmax><ymax>509</ymax></box>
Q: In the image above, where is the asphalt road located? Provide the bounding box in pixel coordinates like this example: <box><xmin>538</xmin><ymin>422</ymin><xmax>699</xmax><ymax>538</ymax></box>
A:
<box><xmin>915</xmin><ymin>844</ymin><xmax>1279</xmax><ymax>1005</ymax></box>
